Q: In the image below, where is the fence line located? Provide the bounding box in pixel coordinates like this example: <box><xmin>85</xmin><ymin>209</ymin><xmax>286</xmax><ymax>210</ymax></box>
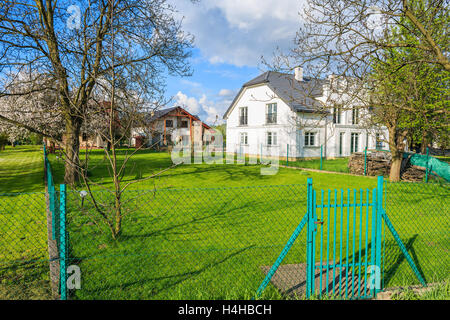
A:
<box><xmin>0</xmin><ymin>145</ymin><xmax>448</xmax><ymax>300</ymax></box>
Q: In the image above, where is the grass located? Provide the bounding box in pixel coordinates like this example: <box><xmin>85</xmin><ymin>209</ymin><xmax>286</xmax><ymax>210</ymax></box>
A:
<box><xmin>0</xmin><ymin>145</ymin><xmax>51</xmax><ymax>299</ymax></box>
<box><xmin>48</xmin><ymin>148</ymin><xmax>447</xmax><ymax>300</ymax></box>
<box><xmin>0</xmin><ymin>145</ymin><xmax>44</xmax><ymax>193</ymax></box>
<box><xmin>47</xmin><ymin>149</ymin><xmax>368</xmax><ymax>191</ymax></box>
<box><xmin>391</xmin><ymin>281</ymin><xmax>450</xmax><ymax>300</ymax></box>
<box><xmin>280</xmin><ymin>157</ymin><xmax>350</xmax><ymax>173</ymax></box>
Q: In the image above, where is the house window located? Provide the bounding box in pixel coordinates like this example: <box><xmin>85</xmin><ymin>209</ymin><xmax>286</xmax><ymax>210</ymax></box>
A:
<box><xmin>352</xmin><ymin>107</ymin><xmax>359</xmax><ymax>125</ymax></box>
<box><xmin>239</xmin><ymin>107</ymin><xmax>248</xmax><ymax>125</ymax></box>
<box><xmin>182</xmin><ymin>135</ymin><xmax>190</xmax><ymax>146</ymax></box>
<box><xmin>266</xmin><ymin>103</ymin><xmax>277</xmax><ymax>124</ymax></box>
<box><xmin>165</xmin><ymin>119</ymin><xmax>173</xmax><ymax>127</ymax></box>
<box><xmin>333</xmin><ymin>107</ymin><xmax>342</xmax><ymax>124</ymax></box>
<box><xmin>304</xmin><ymin>132</ymin><xmax>316</xmax><ymax>147</ymax></box>
<box><xmin>350</xmin><ymin>133</ymin><xmax>359</xmax><ymax>153</ymax></box>
<box><xmin>339</xmin><ymin>132</ymin><xmax>344</xmax><ymax>156</ymax></box>
<box><xmin>239</xmin><ymin>132</ymin><xmax>248</xmax><ymax>145</ymax></box>
<box><xmin>82</xmin><ymin>133</ymin><xmax>87</xmax><ymax>142</ymax></box>
<box><xmin>266</xmin><ymin>132</ymin><xmax>277</xmax><ymax>146</ymax></box>
<box><xmin>376</xmin><ymin>134</ymin><xmax>383</xmax><ymax>150</ymax></box>
<box><xmin>180</xmin><ymin>120</ymin><xmax>188</xmax><ymax>128</ymax></box>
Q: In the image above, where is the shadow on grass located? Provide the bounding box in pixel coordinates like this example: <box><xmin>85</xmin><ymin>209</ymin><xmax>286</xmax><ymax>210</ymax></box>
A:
<box><xmin>102</xmin><ymin>194</ymin><xmax>254</xmax><ymax>242</ymax></box>
<box><xmin>383</xmin><ymin>234</ymin><xmax>427</xmax><ymax>285</ymax></box>
<box><xmin>75</xmin><ymin>245</ymin><xmax>255</xmax><ymax>299</ymax></box>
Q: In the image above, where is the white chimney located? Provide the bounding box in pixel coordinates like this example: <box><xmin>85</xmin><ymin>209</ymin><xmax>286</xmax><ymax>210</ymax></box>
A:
<box><xmin>294</xmin><ymin>66</ymin><xmax>303</xmax><ymax>81</ymax></box>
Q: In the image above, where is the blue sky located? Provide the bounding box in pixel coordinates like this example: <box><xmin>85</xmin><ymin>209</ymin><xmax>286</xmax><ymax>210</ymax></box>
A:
<box><xmin>165</xmin><ymin>0</ymin><xmax>305</xmax><ymax>125</ymax></box>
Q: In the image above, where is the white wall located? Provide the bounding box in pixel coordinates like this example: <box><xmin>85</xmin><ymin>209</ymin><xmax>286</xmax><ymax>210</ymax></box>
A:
<box><xmin>225</xmin><ymin>84</ymin><xmax>297</xmax><ymax>158</ymax></box>
<box><xmin>131</xmin><ymin>116</ymin><xmax>202</xmax><ymax>147</ymax></box>
<box><xmin>225</xmin><ymin>83</ymin><xmax>390</xmax><ymax>159</ymax></box>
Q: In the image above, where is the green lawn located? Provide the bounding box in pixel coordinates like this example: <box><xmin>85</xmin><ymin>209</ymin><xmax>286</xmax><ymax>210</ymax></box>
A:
<box><xmin>391</xmin><ymin>280</ymin><xmax>450</xmax><ymax>300</ymax></box>
<box><xmin>280</xmin><ymin>157</ymin><xmax>350</xmax><ymax>173</ymax></box>
<box><xmin>0</xmin><ymin>146</ymin><xmax>448</xmax><ymax>300</ymax></box>
<box><xmin>0</xmin><ymin>145</ymin><xmax>51</xmax><ymax>299</ymax></box>
<box><xmin>47</xmin><ymin>149</ymin><xmax>367</xmax><ymax>191</ymax></box>
<box><xmin>47</xmin><ymin>148</ymin><xmax>447</xmax><ymax>299</ymax></box>
<box><xmin>0</xmin><ymin>145</ymin><xmax>44</xmax><ymax>193</ymax></box>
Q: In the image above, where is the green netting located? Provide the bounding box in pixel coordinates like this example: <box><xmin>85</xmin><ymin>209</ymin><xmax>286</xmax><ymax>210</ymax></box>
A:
<box><xmin>404</xmin><ymin>153</ymin><xmax>450</xmax><ymax>182</ymax></box>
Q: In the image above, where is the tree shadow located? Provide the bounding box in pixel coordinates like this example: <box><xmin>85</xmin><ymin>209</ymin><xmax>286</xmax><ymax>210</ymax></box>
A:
<box><xmin>383</xmin><ymin>234</ymin><xmax>426</xmax><ymax>285</ymax></box>
<box><xmin>76</xmin><ymin>245</ymin><xmax>255</xmax><ymax>298</ymax></box>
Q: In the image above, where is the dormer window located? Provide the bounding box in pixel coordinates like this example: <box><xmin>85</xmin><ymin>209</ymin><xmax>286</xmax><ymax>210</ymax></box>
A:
<box><xmin>266</xmin><ymin>103</ymin><xmax>277</xmax><ymax>124</ymax></box>
<box><xmin>239</xmin><ymin>107</ymin><xmax>248</xmax><ymax>125</ymax></box>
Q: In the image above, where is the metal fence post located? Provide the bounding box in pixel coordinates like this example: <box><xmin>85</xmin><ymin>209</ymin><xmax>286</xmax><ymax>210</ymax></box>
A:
<box><xmin>306</xmin><ymin>177</ymin><xmax>314</xmax><ymax>298</ymax></box>
<box><xmin>287</xmin><ymin>144</ymin><xmax>289</xmax><ymax>166</ymax></box>
<box><xmin>375</xmin><ymin>176</ymin><xmax>383</xmax><ymax>294</ymax></box>
<box><xmin>364</xmin><ymin>147</ymin><xmax>367</xmax><ymax>176</ymax></box>
<box><xmin>59</xmin><ymin>184</ymin><xmax>67</xmax><ymax>300</ymax></box>
<box><xmin>320</xmin><ymin>145</ymin><xmax>323</xmax><ymax>170</ymax></box>
<box><xmin>425</xmin><ymin>147</ymin><xmax>429</xmax><ymax>183</ymax></box>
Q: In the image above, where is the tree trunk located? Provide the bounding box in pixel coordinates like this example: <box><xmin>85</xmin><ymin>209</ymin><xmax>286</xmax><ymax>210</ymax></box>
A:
<box><xmin>390</xmin><ymin>152</ymin><xmax>402</xmax><ymax>182</ymax></box>
<box><xmin>64</xmin><ymin>117</ymin><xmax>81</xmax><ymax>185</ymax></box>
<box><xmin>388</xmin><ymin>127</ymin><xmax>401</xmax><ymax>182</ymax></box>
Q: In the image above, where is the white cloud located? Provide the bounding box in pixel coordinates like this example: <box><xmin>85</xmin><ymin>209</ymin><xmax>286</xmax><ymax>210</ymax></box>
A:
<box><xmin>173</xmin><ymin>91</ymin><xmax>200</xmax><ymax>115</ymax></box>
<box><xmin>170</xmin><ymin>0</ymin><xmax>306</xmax><ymax>67</ymax></box>
<box><xmin>218</xmin><ymin>89</ymin><xmax>235</xmax><ymax>97</ymax></box>
<box><xmin>173</xmin><ymin>90</ymin><xmax>234</xmax><ymax>125</ymax></box>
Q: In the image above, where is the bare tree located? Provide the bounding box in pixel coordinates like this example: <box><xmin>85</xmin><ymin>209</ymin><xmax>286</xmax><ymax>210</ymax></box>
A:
<box><xmin>0</xmin><ymin>0</ymin><xmax>193</xmax><ymax>184</ymax></box>
<box><xmin>265</xmin><ymin>0</ymin><xmax>448</xmax><ymax>180</ymax></box>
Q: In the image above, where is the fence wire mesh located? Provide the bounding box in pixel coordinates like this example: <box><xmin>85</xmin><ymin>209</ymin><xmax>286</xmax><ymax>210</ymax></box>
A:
<box><xmin>383</xmin><ymin>181</ymin><xmax>450</xmax><ymax>288</ymax></box>
<box><xmin>0</xmin><ymin>191</ymin><xmax>52</xmax><ymax>299</ymax></box>
<box><xmin>65</xmin><ymin>185</ymin><xmax>308</xmax><ymax>299</ymax></box>
<box><xmin>0</xmin><ymin>146</ymin><xmax>448</xmax><ymax>300</ymax></box>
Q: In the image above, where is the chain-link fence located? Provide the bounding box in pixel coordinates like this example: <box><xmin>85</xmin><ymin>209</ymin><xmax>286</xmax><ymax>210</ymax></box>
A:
<box><xmin>0</xmin><ymin>145</ymin><xmax>61</xmax><ymax>299</ymax></box>
<box><xmin>382</xmin><ymin>181</ymin><xmax>450</xmax><ymax>288</ymax></box>
<box><xmin>0</xmin><ymin>146</ymin><xmax>448</xmax><ymax>300</ymax></box>
<box><xmin>64</xmin><ymin>184</ymin><xmax>308</xmax><ymax>299</ymax></box>
<box><xmin>0</xmin><ymin>191</ymin><xmax>51</xmax><ymax>299</ymax></box>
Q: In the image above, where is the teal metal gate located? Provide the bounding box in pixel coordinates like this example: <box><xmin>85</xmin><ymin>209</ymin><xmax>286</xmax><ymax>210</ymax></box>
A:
<box><xmin>256</xmin><ymin>176</ymin><xmax>426</xmax><ymax>300</ymax></box>
<box><xmin>305</xmin><ymin>177</ymin><xmax>383</xmax><ymax>299</ymax></box>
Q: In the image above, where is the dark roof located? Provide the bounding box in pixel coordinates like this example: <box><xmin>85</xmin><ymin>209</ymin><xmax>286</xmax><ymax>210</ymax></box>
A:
<box><xmin>145</xmin><ymin>107</ymin><xmax>178</xmax><ymax>122</ymax></box>
<box><xmin>223</xmin><ymin>71</ymin><xmax>328</xmax><ymax>119</ymax></box>
<box><xmin>143</xmin><ymin>106</ymin><xmax>211</xmax><ymax>129</ymax></box>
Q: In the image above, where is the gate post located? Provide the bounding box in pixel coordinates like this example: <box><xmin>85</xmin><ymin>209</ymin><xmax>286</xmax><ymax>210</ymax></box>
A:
<box><xmin>306</xmin><ymin>178</ymin><xmax>314</xmax><ymax>298</ymax></box>
<box><xmin>375</xmin><ymin>176</ymin><xmax>384</xmax><ymax>294</ymax></box>
<box><xmin>59</xmin><ymin>184</ymin><xmax>67</xmax><ymax>300</ymax></box>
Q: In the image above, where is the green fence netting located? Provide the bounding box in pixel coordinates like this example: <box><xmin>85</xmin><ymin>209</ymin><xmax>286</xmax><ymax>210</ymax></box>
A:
<box><xmin>404</xmin><ymin>152</ymin><xmax>450</xmax><ymax>182</ymax></box>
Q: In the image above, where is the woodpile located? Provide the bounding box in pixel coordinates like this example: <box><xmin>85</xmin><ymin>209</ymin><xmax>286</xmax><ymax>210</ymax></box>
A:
<box><xmin>348</xmin><ymin>151</ymin><xmax>426</xmax><ymax>182</ymax></box>
<box><xmin>348</xmin><ymin>151</ymin><xmax>391</xmax><ymax>177</ymax></box>
<box><xmin>400</xmin><ymin>165</ymin><xmax>426</xmax><ymax>182</ymax></box>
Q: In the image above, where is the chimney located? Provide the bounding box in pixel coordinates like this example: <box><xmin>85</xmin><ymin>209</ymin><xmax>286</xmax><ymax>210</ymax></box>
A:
<box><xmin>294</xmin><ymin>66</ymin><xmax>303</xmax><ymax>81</ymax></box>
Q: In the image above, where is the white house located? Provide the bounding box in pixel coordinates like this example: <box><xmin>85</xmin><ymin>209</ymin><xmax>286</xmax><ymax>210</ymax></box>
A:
<box><xmin>223</xmin><ymin>68</ymin><xmax>389</xmax><ymax>159</ymax></box>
